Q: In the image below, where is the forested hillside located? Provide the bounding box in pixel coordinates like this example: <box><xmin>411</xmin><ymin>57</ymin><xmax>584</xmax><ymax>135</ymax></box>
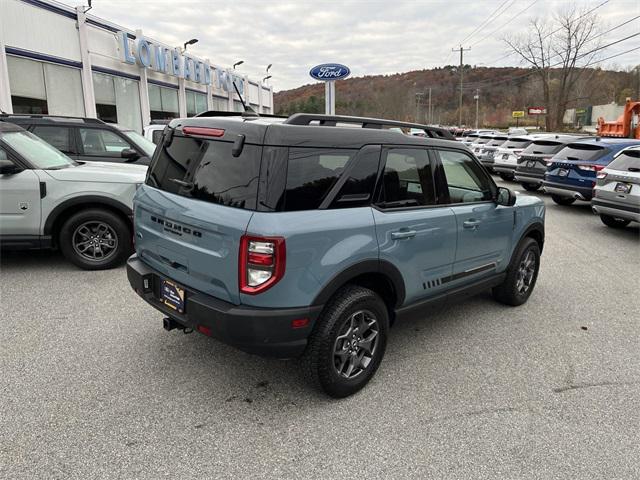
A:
<box><xmin>274</xmin><ymin>65</ymin><xmax>638</xmax><ymax>127</ymax></box>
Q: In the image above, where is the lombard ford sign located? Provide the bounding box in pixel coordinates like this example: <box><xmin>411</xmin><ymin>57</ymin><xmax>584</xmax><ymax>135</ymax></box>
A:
<box><xmin>118</xmin><ymin>31</ymin><xmax>243</xmax><ymax>94</ymax></box>
<box><xmin>309</xmin><ymin>64</ymin><xmax>351</xmax><ymax>81</ymax></box>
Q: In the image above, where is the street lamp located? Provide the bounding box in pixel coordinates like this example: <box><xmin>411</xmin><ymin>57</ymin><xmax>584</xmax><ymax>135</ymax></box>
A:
<box><xmin>266</xmin><ymin>64</ymin><xmax>272</xmax><ymax>74</ymax></box>
<box><xmin>183</xmin><ymin>38</ymin><xmax>198</xmax><ymax>51</ymax></box>
<box><xmin>233</xmin><ymin>60</ymin><xmax>244</xmax><ymax>69</ymax></box>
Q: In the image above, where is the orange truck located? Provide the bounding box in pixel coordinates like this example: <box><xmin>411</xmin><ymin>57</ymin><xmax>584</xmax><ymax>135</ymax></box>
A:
<box><xmin>596</xmin><ymin>98</ymin><xmax>640</xmax><ymax>139</ymax></box>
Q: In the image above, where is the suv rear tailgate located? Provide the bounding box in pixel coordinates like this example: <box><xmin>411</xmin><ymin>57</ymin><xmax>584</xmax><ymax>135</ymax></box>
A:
<box><xmin>134</xmin><ymin>185</ymin><xmax>252</xmax><ymax>305</ymax></box>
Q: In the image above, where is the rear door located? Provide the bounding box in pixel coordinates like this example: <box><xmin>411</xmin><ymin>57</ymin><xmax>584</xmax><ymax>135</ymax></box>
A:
<box><xmin>371</xmin><ymin>146</ymin><xmax>457</xmax><ymax>304</ymax></box>
<box><xmin>136</xmin><ymin>131</ymin><xmax>262</xmax><ymax>305</ymax></box>
<box><xmin>434</xmin><ymin>148</ymin><xmax>513</xmax><ymax>285</ymax></box>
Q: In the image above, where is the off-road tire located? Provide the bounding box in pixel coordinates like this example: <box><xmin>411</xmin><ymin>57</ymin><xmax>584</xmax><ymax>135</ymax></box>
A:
<box><xmin>492</xmin><ymin>237</ymin><xmax>541</xmax><ymax>306</ymax></box>
<box><xmin>521</xmin><ymin>183</ymin><xmax>540</xmax><ymax>192</ymax></box>
<box><xmin>551</xmin><ymin>195</ymin><xmax>576</xmax><ymax>206</ymax></box>
<box><xmin>499</xmin><ymin>172</ymin><xmax>513</xmax><ymax>181</ymax></box>
<box><xmin>59</xmin><ymin>208</ymin><xmax>132</xmax><ymax>270</ymax></box>
<box><xmin>302</xmin><ymin>285</ymin><xmax>389</xmax><ymax>398</ymax></box>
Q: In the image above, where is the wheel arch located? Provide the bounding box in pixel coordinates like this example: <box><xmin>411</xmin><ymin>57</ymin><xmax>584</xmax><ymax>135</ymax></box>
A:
<box><xmin>312</xmin><ymin>259</ymin><xmax>406</xmax><ymax>317</ymax></box>
<box><xmin>521</xmin><ymin>222</ymin><xmax>545</xmax><ymax>253</ymax></box>
<box><xmin>44</xmin><ymin>196</ymin><xmax>133</xmax><ymax>245</ymax></box>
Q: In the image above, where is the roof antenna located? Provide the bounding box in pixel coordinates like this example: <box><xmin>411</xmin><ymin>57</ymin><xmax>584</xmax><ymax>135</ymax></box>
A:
<box><xmin>232</xmin><ymin>80</ymin><xmax>258</xmax><ymax>118</ymax></box>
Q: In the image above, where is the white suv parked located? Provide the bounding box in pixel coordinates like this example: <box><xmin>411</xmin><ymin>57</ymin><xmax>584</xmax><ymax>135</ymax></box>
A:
<box><xmin>0</xmin><ymin>121</ymin><xmax>146</xmax><ymax>269</ymax></box>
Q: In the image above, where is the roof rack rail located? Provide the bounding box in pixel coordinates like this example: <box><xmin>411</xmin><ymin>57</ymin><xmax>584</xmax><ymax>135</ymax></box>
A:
<box><xmin>0</xmin><ymin>113</ymin><xmax>104</xmax><ymax>124</ymax></box>
<box><xmin>284</xmin><ymin>113</ymin><xmax>455</xmax><ymax>139</ymax></box>
<box><xmin>194</xmin><ymin>110</ymin><xmax>287</xmax><ymax>119</ymax></box>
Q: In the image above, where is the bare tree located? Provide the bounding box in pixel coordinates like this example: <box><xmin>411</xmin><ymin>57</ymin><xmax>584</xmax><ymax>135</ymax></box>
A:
<box><xmin>504</xmin><ymin>4</ymin><xmax>602</xmax><ymax>130</ymax></box>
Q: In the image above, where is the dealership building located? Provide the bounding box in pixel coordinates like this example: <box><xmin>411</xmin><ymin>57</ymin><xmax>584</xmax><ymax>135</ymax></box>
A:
<box><xmin>0</xmin><ymin>0</ymin><xmax>274</xmax><ymax>132</ymax></box>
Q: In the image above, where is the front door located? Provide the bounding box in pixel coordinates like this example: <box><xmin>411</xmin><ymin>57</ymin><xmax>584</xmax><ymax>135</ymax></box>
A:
<box><xmin>434</xmin><ymin>148</ymin><xmax>514</xmax><ymax>286</ymax></box>
<box><xmin>372</xmin><ymin>147</ymin><xmax>457</xmax><ymax>306</ymax></box>
<box><xmin>0</xmin><ymin>146</ymin><xmax>42</xmax><ymax>236</ymax></box>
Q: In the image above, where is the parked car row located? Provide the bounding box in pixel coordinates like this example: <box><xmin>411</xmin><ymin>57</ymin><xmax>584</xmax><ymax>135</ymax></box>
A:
<box><xmin>455</xmin><ymin>129</ymin><xmax>640</xmax><ymax>229</ymax></box>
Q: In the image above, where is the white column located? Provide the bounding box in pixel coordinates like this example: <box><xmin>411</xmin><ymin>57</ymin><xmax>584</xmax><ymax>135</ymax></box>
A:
<box><xmin>0</xmin><ymin>17</ymin><xmax>14</xmax><ymax>113</ymax></box>
<box><xmin>178</xmin><ymin>77</ymin><xmax>187</xmax><ymax>117</ymax></box>
<box><xmin>258</xmin><ymin>84</ymin><xmax>263</xmax><ymax>114</ymax></box>
<box><xmin>136</xmin><ymin>30</ymin><xmax>151</xmax><ymax>128</ymax></box>
<box><xmin>268</xmin><ymin>85</ymin><xmax>274</xmax><ymax>114</ymax></box>
<box><xmin>227</xmin><ymin>69</ymin><xmax>234</xmax><ymax>111</ymax></box>
<box><xmin>205</xmin><ymin>59</ymin><xmax>213</xmax><ymax>111</ymax></box>
<box><xmin>75</xmin><ymin>7</ymin><xmax>96</xmax><ymax>118</ymax></box>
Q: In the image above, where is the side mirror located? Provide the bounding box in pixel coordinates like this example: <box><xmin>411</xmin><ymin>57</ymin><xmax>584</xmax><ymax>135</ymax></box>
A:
<box><xmin>496</xmin><ymin>186</ymin><xmax>516</xmax><ymax>206</ymax></box>
<box><xmin>0</xmin><ymin>159</ymin><xmax>23</xmax><ymax>175</ymax></box>
<box><xmin>121</xmin><ymin>148</ymin><xmax>140</xmax><ymax>161</ymax></box>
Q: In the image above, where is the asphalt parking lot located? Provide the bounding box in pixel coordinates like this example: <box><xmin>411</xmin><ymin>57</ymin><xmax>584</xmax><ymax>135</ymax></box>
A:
<box><xmin>1</xmin><ymin>179</ymin><xmax>639</xmax><ymax>480</ymax></box>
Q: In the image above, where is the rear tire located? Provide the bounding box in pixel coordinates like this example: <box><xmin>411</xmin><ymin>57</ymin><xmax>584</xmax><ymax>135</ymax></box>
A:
<box><xmin>59</xmin><ymin>208</ymin><xmax>132</xmax><ymax>270</ymax></box>
<box><xmin>551</xmin><ymin>195</ymin><xmax>576</xmax><ymax>206</ymax></box>
<box><xmin>492</xmin><ymin>237</ymin><xmax>541</xmax><ymax>306</ymax></box>
<box><xmin>600</xmin><ymin>214</ymin><xmax>631</xmax><ymax>229</ymax></box>
<box><xmin>521</xmin><ymin>183</ymin><xmax>540</xmax><ymax>192</ymax></box>
<box><xmin>302</xmin><ymin>285</ymin><xmax>389</xmax><ymax>398</ymax></box>
<box><xmin>499</xmin><ymin>172</ymin><xmax>513</xmax><ymax>181</ymax></box>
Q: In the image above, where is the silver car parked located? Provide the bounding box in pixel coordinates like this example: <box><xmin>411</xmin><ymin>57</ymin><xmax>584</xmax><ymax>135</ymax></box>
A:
<box><xmin>591</xmin><ymin>145</ymin><xmax>640</xmax><ymax>228</ymax></box>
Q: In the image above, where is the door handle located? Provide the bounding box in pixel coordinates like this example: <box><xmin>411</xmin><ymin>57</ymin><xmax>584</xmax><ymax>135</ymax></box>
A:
<box><xmin>463</xmin><ymin>219</ymin><xmax>481</xmax><ymax>229</ymax></box>
<box><xmin>391</xmin><ymin>230</ymin><xmax>417</xmax><ymax>240</ymax></box>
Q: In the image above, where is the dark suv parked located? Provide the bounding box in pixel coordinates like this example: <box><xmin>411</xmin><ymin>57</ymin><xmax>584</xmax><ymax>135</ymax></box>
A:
<box><xmin>0</xmin><ymin>114</ymin><xmax>156</xmax><ymax>165</ymax></box>
<box><xmin>127</xmin><ymin>112</ymin><xmax>545</xmax><ymax>397</ymax></box>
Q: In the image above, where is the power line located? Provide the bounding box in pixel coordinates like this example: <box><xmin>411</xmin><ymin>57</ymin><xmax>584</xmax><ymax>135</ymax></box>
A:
<box><xmin>590</xmin><ymin>15</ymin><xmax>640</xmax><ymax>42</ymax></box>
<box><xmin>459</xmin><ymin>0</ymin><xmax>514</xmax><ymax>45</ymax></box>
<box><xmin>470</xmin><ymin>0</ymin><xmax>540</xmax><ymax>48</ymax></box>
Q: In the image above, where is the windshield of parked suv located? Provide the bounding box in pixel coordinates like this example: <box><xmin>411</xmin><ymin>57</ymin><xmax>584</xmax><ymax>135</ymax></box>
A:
<box><xmin>0</xmin><ymin>130</ymin><xmax>76</xmax><ymax>169</ymax></box>
<box><xmin>607</xmin><ymin>149</ymin><xmax>640</xmax><ymax>171</ymax></box>
<box><xmin>522</xmin><ymin>140</ymin><xmax>563</xmax><ymax>155</ymax></box>
<box><xmin>554</xmin><ymin>143</ymin><xmax>606</xmax><ymax>162</ymax></box>
<box><xmin>122</xmin><ymin>130</ymin><xmax>156</xmax><ymax>157</ymax></box>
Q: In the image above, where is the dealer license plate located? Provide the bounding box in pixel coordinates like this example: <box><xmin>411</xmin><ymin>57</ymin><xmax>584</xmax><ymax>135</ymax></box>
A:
<box><xmin>161</xmin><ymin>279</ymin><xmax>185</xmax><ymax>313</ymax></box>
<box><xmin>527</xmin><ymin>160</ymin><xmax>536</xmax><ymax>168</ymax></box>
<box><xmin>558</xmin><ymin>168</ymin><xmax>569</xmax><ymax>177</ymax></box>
<box><xmin>615</xmin><ymin>182</ymin><xmax>631</xmax><ymax>194</ymax></box>
<box><xmin>502</xmin><ymin>153</ymin><xmax>509</xmax><ymax>160</ymax></box>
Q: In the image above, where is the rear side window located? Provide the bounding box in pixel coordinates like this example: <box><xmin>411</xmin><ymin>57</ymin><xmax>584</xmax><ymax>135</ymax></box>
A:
<box><xmin>31</xmin><ymin>125</ymin><xmax>73</xmax><ymax>154</ymax></box>
<box><xmin>283</xmin><ymin>148</ymin><xmax>356</xmax><ymax>211</ymax></box>
<box><xmin>522</xmin><ymin>141</ymin><xmax>562</xmax><ymax>155</ymax></box>
<box><xmin>79</xmin><ymin>128</ymin><xmax>130</xmax><ymax>156</ymax></box>
<box><xmin>608</xmin><ymin>149</ymin><xmax>640</xmax><ymax>171</ymax></box>
<box><xmin>377</xmin><ymin>148</ymin><xmax>435</xmax><ymax>208</ymax></box>
<box><xmin>146</xmin><ymin>135</ymin><xmax>261</xmax><ymax>210</ymax></box>
<box><xmin>554</xmin><ymin>143</ymin><xmax>606</xmax><ymax>162</ymax></box>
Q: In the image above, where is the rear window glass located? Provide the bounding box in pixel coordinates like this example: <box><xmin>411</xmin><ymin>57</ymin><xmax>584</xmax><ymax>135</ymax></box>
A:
<box><xmin>554</xmin><ymin>143</ymin><xmax>606</xmax><ymax>162</ymax></box>
<box><xmin>474</xmin><ymin>136</ymin><xmax>492</xmax><ymax>144</ymax></box>
<box><xmin>522</xmin><ymin>141</ymin><xmax>563</xmax><ymax>155</ymax></box>
<box><xmin>608</xmin><ymin>149</ymin><xmax>640</xmax><ymax>171</ymax></box>
<box><xmin>501</xmin><ymin>138</ymin><xmax>530</xmax><ymax>149</ymax></box>
<box><xmin>487</xmin><ymin>137</ymin><xmax>508</xmax><ymax>146</ymax></box>
<box><xmin>146</xmin><ymin>136</ymin><xmax>261</xmax><ymax>210</ymax></box>
<box><xmin>283</xmin><ymin>148</ymin><xmax>356</xmax><ymax>211</ymax></box>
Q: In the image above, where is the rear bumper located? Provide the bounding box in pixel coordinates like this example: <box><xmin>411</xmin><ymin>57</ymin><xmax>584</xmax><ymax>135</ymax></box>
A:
<box><xmin>514</xmin><ymin>171</ymin><xmax>544</xmax><ymax>185</ymax></box>
<box><xmin>126</xmin><ymin>255</ymin><xmax>323</xmax><ymax>358</ymax></box>
<box><xmin>493</xmin><ymin>164</ymin><xmax>517</xmax><ymax>174</ymax></box>
<box><xmin>542</xmin><ymin>181</ymin><xmax>593</xmax><ymax>201</ymax></box>
<box><xmin>591</xmin><ymin>198</ymin><xmax>640</xmax><ymax>222</ymax></box>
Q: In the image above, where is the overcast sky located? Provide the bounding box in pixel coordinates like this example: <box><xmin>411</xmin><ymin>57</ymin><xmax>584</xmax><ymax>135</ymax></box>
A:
<box><xmin>66</xmin><ymin>0</ymin><xmax>639</xmax><ymax>91</ymax></box>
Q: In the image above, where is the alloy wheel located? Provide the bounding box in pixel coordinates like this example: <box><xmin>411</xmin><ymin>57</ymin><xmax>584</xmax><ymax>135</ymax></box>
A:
<box><xmin>333</xmin><ymin>310</ymin><xmax>379</xmax><ymax>379</ymax></box>
<box><xmin>515</xmin><ymin>250</ymin><xmax>536</xmax><ymax>294</ymax></box>
<box><xmin>72</xmin><ymin>221</ymin><xmax>118</xmax><ymax>262</ymax></box>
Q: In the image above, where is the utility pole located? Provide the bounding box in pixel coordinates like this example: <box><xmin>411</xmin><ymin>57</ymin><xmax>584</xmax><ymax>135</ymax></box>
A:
<box><xmin>415</xmin><ymin>92</ymin><xmax>423</xmax><ymax>123</ymax></box>
<box><xmin>428</xmin><ymin>87</ymin><xmax>432</xmax><ymax>124</ymax></box>
<box><xmin>452</xmin><ymin>45</ymin><xmax>471</xmax><ymax>127</ymax></box>
<box><xmin>474</xmin><ymin>89</ymin><xmax>479</xmax><ymax>129</ymax></box>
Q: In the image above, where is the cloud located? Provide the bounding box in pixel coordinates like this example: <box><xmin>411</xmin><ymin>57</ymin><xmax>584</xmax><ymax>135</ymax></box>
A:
<box><xmin>65</xmin><ymin>0</ymin><xmax>639</xmax><ymax>91</ymax></box>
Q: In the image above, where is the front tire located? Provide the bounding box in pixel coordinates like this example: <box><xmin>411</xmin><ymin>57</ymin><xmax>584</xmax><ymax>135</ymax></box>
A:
<box><xmin>551</xmin><ymin>195</ymin><xmax>576</xmax><ymax>206</ymax></box>
<box><xmin>600</xmin><ymin>214</ymin><xmax>631</xmax><ymax>229</ymax></box>
<box><xmin>492</xmin><ymin>237</ymin><xmax>541</xmax><ymax>306</ymax></box>
<box><xmin>59</xmin><ymin>208</ymin><xmax>132</xmax><ymax>270</ymax></box>
<box><xmin>302</xmin><ymin>285</ymin><xmax>389</xmax><ymax>398</ymax></box>
<box><xmin>521</xmin><ymin>183</ymin><xmax>540</xmax><ymax>192</ymax></box>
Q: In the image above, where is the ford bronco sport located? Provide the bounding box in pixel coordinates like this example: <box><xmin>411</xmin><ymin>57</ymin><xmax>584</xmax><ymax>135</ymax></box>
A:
<box><xmin>127</xmin><ymin>112</ymin><xmax>545</xmax><ymax>397</ymax></box>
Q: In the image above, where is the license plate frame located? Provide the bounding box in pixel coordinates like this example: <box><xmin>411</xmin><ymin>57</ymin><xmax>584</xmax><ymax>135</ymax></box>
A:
<box><xmin>502</xmin><ymin>153</ymin><xmax>509</xmax><ymax>160</ymax></box>
<box><xmin>558</xmin><ymin>168</ymin><xmax>569</xmax><ymax>177</ymax></box>
<box><xmin>615</xmin><ymin>182</ymin><xmax>631</xmax><ymax>194</ymax></box>
<box><xmin>161</xmin><ymin>279</ymin><xmax>186</xmax><ymax>314</ymax></box>
<box><xmin>527</xmin><ymin>160</ymin><xmax>536</xmax><ymax>168</ymax></box>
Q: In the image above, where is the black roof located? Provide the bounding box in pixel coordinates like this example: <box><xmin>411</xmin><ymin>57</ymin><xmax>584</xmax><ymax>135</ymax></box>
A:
<box><xmin>170</xmin><ymin>112</ymin><xmax>461</xmax><ymax>149</ymax></box>
<box><xmin>0</xmin><ymin>114</ymin><xmax>106</xmax><ymax>126</ymax></box>
<box><xmin>0</xmin><ymin>120</ymin><xmax>26</xmax><ymax>133</ymax></box>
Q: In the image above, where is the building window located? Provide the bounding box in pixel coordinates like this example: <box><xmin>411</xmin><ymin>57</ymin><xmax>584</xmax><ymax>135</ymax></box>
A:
<box><xmin>148</xmin><ymin>84</ymin><xmax>179</xmax><ymax>120</ymax></box>
<box><xmin>233</xmin><ymin>100</ymin><xmax>244</xmax><ymax>112</ymax></box>
<box><xmin>7</xmin><ymin>56</ymin><xmax>85</xmax><ymax>116</ymax></box>
<box><xmin>212</xmin><ymin>96</ymin><xmax>228</xmax><ymax>111</ymax></box>
<box><xmin>93</xmin><ymin>72</ymin><xmax>142</xmax><ymax>133</ymax></box>
<box><xmin>186</xmin><ymin>90</ymin><xmax>208</xmax><ymax>117</ymax></box>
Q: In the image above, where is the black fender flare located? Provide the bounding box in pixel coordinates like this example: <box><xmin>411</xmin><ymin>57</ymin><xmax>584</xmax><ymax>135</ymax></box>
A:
<box><xmin>43</xmin><ymin>196</ymin><xmax>133</xmax><ymax>235</ymax></box>
<box><xmin>312</xmin><ymin>259</ymin><xmax>406</xmax><ymax>307</ymax></box>
<box><xmin>520</xmin><ymin>221</ymin><xmax>545</xmax><ymax>253</ymax></box>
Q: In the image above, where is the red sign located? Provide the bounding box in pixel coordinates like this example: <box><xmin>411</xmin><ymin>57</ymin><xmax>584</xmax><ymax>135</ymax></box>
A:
<box><xmin>527</xmin><ymin>107</ymin><xmax>547</xmax><ymax>115</ymax></box>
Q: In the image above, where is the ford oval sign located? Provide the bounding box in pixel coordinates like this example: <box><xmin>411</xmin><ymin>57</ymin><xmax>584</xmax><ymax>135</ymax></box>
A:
<box><xmin>309</xmin><ymin>64</ymin><xmax>351</xmax><ymax>81</ymax></box>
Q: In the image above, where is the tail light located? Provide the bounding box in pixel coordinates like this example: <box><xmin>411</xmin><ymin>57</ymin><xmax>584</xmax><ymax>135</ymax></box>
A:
<box><xmin>596</xmin><ymin>171</ymin><xmax>607</xmax><ymax>179</ymax></box>
<box><xmin>183</xmin><ymin>126</ymin><xmax>225</xmax><ymax>137</ymax></box>
<box><xmin>578</xmin><ymin>164</ymin><xmax>606</xmax><ymax>172</ymax></box>
<box><xmin>239</xmin><ymin>235</ymin><xmax>286</xmax><ymax>294</ymax></box>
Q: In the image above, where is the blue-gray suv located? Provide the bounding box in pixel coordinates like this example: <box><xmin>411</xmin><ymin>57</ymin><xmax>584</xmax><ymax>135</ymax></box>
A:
<box><xmin>127</xmin><ymin>112</ymin><xmax>546</xmax><ymax>397</ymax></box>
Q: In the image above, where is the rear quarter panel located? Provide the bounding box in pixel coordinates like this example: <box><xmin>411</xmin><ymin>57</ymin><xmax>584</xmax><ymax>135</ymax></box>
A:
<box><xmin>242</xmin><ymin>207</ymin><xmax>378</xmax><ymax>308</ymax></box>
